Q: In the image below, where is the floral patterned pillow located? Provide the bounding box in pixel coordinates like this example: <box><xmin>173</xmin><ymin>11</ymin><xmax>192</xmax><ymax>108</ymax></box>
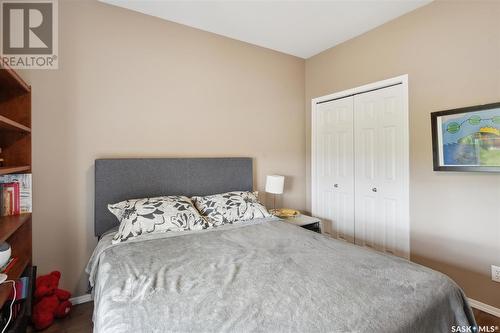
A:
<box><xmin>108</xmin><ymin>196</ymin><xmax>210</xmax><ymax>243</ymax></box>
<box><xmin>191</xmin><ymin>191</ymin><xmax>271</xmax><ymax>225</ymax></box>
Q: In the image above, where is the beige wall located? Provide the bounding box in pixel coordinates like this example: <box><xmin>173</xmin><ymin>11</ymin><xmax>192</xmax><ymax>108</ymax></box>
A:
<box><xmin>21</xmin><ymin>0</ymin><xmax>306</xmax><ymax>295</ymax></box>
<box><xmin>305</xmin><ymin>1</ymin><xmax>500</xmax><ymax>307</ymax></box>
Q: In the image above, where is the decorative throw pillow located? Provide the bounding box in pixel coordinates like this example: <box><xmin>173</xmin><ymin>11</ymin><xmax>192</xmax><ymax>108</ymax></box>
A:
<box><xmin>191</xmin><ymin>191</ymin><xmax>271</xmax><ymax>225</ymax></box>
<box><xmin>108</xmin><ymin>196</ymin><xmax>210</xmax><ymax>243</ymax></box>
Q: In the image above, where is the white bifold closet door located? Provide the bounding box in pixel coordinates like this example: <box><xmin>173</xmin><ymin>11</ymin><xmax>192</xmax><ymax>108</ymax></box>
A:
<box><xmin>312</xmin><ymin>82</ymin><xmax>409</xmax><ymax>259</ymax></box>
<box><xmin>312</xmin><ymin>96</ymin><xmax>355</xmax><ymax>243</ymax></box>
<box><xmin>353</xmin><ymin>84</ymin><xmax>408</xmax><ymax>258</ymax></box>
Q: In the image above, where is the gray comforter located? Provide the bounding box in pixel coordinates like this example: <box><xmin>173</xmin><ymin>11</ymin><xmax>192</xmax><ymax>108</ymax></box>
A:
<box><xmin>86</xmin><ymin>218</ymin><xmax>475</xmax><ymax>333</ymax></box>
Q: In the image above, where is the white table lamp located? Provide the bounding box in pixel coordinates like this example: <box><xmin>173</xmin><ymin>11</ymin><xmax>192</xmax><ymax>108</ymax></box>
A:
<box><xmin>265</xmin><ymin>175</ymin><xmax>284</xmax><ymax>210</ymax></box>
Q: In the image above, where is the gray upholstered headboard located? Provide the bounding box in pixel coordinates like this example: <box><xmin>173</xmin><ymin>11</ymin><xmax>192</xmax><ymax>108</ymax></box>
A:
<box><xmin>94</xmin><ymin>158</ymin><xmax>253</xmax><ymax>237</ymax></box>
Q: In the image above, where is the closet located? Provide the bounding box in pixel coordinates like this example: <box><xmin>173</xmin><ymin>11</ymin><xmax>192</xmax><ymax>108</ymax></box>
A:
<box><xmin>312</xmin><ymin>76</ymin><xmax>409</xmax><ymax>259</ymax></box>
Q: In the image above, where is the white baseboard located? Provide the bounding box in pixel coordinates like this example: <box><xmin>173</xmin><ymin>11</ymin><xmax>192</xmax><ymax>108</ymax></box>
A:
<box><xmin>69</xmin><ymin>293</ymin><xmax>92</xmax><ymax>305</ymax></box>
<box><xmin>469</xmin><ymin>298</ymin><xmax>500</xmax><ymax>318</ymax></box>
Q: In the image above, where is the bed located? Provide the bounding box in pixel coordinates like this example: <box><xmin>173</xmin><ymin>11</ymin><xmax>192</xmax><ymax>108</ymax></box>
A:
<box><xmin>87</xmin><ymin>158</ymin><xmax>475</xmax><ymax>333</ymax></box>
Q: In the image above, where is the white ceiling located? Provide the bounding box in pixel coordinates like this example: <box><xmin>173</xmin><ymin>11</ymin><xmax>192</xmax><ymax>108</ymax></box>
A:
<box><xmin>100</xmin><ymin>0</ymin><xmax>432</xmax><ymax>59</ymax></box>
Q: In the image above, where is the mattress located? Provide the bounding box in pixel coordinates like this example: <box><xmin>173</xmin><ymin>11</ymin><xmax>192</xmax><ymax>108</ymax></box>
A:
<box><xmin>86</xmin><ymin>217</ymin><xmax>475</xmax><ymax>333</ymax></box>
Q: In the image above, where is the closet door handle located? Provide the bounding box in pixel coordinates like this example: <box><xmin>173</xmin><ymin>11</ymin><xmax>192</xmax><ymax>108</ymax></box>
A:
<box><xmin>333</xmin><ymin>184</ymin><xmax>339</xmax><ymax>188</ymax></box>
<box><xmin>371</xmin><ymin>187</ymin><xmax>377</xmax><ymax>192</ymax></box>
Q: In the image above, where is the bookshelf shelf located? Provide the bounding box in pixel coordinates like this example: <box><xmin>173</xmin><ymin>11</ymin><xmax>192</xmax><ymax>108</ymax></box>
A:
<box><xmin>0</xmin><ymin>214</ymin><xmax>31</xmax><ymax>243</ymax></box>
<box><xmin>0</xmin><ymin>166</ymin><xmax>31</xmax><ymax>176</ymax></box>
<box><xmin>0</xmin><ymin>116</ymin><xmax>31</xmax><ymax>133</ymax></box>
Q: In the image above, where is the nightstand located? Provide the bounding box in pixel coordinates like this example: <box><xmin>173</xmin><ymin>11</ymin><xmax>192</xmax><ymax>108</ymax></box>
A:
<box><xmin>282</xmin><ymin>214</ymin><xmax>322</xmax><ymax>234</ymax></box>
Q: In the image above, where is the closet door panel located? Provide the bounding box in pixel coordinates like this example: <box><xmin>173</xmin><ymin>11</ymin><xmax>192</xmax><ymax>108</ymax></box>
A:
<box><xmin>312</xmin><ymin>97</ymin><xmax>354</xmax><ymax>242</ymax></box>
<box><xmin>354</xmin><ymin>85</ymin><xmax>407</xmax><ymax>257</ymax></box>
<box><xmin>376</xmin><ymin>86</ymin><xmax>407</xmax><ymax>257</ymax></box>
<box><xmin>354</xmin><ymin>96</ymin><xmax>379</xmax><ymax>249</ymax></box>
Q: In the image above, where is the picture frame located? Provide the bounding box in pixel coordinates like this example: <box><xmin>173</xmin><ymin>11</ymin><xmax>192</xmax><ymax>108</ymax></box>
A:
<box><xmin>431</xmin><ymin>102</ymin><xmax>500</xmax><ymax>172</ymax></box>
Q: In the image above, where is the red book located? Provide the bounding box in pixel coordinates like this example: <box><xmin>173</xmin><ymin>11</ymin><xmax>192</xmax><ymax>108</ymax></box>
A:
<box><xmin>1</xmin><ymin>186</ymin><xmax>11</xmax><ymax>216</ymax></box>
<box><xmin>1</xmin><ymin>183</ymin><xmax>20</xmax><ymax>216</ymax></box>
<box><xmin>15</xmin><ymin>184</ymin><xmax>19</xmax><ymax>214</ymax></box>
<box><xmin>11</xmin><ymin>182</ymin><xmax>20</xmax><ymax>215</ymax></box>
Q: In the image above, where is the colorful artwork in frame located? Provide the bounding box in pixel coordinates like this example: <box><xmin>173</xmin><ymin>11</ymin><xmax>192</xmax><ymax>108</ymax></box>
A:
<box><xmin>431</xmin><ymin>102</ymin><xmax>500</xmax><ymax>172</ymax></box>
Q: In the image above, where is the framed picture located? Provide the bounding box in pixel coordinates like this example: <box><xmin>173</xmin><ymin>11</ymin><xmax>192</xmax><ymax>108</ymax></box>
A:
<box><xmin>431</xmin><ymin>102</ymin><xmax>500</xmax><ymax>172</ymax></box>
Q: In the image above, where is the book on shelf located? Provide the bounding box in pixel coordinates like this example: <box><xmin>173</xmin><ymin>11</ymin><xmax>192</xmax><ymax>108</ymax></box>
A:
<box><xmin>0</xmin><ymin>183</ymin><xmax>20</xmax><ymax>216</ymax></box>
<box><xmin>7</xmin><ymin>277</ymin><xmax>29</xmax><ymax>301</ymax></box>
<box><xmin>0</xmin><ymin>174</ymin><xmax>32</xmax><ymax>216</ymax></box>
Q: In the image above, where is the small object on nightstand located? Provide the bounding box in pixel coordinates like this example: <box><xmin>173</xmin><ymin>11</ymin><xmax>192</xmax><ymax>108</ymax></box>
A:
<box><xmin>282</xmin><ymin>214</ymin><xmax>322</xmax><ymax>234</ymax></box>
<box><xmin>272</xmin><ymin>208</ymin><xmax>300</xmax><ymax>218</ymax></box>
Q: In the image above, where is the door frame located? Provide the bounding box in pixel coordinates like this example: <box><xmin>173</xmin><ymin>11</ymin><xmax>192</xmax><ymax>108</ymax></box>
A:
<box><xmin>311</xmin><ymin>74</ymin><xmax>410</xmax><ymax>259</ymax></box>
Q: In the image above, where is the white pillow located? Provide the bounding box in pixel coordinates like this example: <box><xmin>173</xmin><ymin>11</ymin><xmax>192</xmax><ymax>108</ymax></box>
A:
<box><xmin>108</xmin><ymin>196</ymin><xmax>210</xmax><ymax>243</ymax></box>
<box><xmin>191</xmin><ymin>191</ymin><xmax>271</xmax><ymax>225</ymax></box>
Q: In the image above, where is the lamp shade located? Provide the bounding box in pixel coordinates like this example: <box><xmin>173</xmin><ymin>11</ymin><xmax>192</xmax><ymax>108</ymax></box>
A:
<box><xmin>265</xmin><ymin>175</ymin><xmax>285</xmax><ymax>194</ymax></box>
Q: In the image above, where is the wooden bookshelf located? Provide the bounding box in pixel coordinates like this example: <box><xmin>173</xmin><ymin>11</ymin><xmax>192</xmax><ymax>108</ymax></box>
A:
<box><xmin>0</xmin><ymin>63</ymin><xmax>33</xmax><ymax>327</ymax></box>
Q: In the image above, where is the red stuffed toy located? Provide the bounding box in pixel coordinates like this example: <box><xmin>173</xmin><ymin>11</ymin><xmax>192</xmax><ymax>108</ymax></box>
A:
<box><xmin>32</xmin><ymin>271</ymin><xmax>72</xmax><ymax>330</ymax></box>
